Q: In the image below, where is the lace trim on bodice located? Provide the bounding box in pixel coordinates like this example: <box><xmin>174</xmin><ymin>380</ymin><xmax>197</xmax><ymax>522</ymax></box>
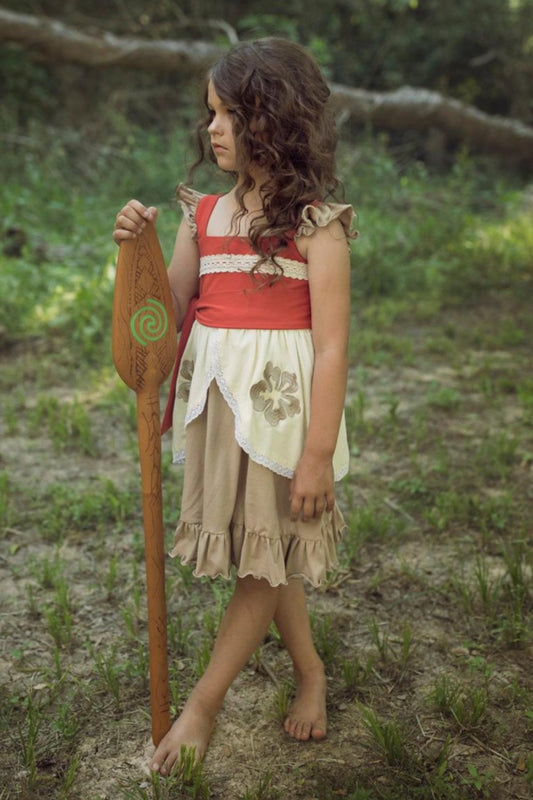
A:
<box><xmin>200</xmin><ymin>253</ymin><xmax>308</xmax><ymax>281</ymax></box>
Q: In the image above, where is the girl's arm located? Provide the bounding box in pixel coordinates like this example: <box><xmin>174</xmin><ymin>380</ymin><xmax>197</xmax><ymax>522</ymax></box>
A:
<box><xmin>290</xmin><ymin>220</ymin><xmax>351</xmax><ymax>522</ymax></box>
<box><xmin>113</xmin><ymin>200</ymin><xmax>200</xmax><ymax>331</ymax></box>
<box><xmin>166</xmin><ymin>218</ymin><xmax>200</xmax><ymax>331</ymax></box>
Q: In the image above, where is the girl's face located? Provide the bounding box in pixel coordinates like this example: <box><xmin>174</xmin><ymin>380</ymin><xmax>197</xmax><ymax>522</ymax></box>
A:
<box><xmin>207</xmin><ymin>81</ymin><xmax>238</xmax><ymax>173</ymax></box>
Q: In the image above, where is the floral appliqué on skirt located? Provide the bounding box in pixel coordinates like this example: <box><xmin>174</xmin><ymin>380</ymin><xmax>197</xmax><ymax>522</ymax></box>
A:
<box><xmin>250</xmin><ymin>361</ymin><xmax>301</xmax><ymax>427</ymax></box>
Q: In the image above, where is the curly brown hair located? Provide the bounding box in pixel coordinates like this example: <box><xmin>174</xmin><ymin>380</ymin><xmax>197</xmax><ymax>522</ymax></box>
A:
<box><xmin>187</xmin><ymin>38</ymin><xmax>343</xmax><ymax>278</ymax></box>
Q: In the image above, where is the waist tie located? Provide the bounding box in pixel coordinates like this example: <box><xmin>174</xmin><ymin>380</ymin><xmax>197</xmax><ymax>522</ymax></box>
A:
<box><xmin>161</xmin><ymin>273</ymin><xmax>311</xmax><ymax>434</ymax></box>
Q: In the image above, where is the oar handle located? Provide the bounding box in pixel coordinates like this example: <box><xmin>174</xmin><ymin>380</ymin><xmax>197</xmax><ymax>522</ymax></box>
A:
<box><xmin>137</xmin><ymin>389</ymin><xmax>171</xmax><ymax>746</ymax></box>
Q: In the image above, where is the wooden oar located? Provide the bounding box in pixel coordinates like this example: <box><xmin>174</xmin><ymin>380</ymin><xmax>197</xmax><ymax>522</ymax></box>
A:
<box><xmin>112</xmin><ymin>222</ymin><xmax>176</xmax><ymax>746</ymax></box>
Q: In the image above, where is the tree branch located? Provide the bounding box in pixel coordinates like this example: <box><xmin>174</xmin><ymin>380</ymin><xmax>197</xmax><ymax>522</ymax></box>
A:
<box><xmin>0</xmin><ymin>6</ymin><xmax>223</xmax><ymax>71</ymax></box>
<box><xmin>328</xmin><ymin>84</ymin><xmax>533</xmax><ymax>163</ymax></box>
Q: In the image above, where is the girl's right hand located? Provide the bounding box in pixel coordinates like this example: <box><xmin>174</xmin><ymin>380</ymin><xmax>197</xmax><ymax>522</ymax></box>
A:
<box><xmin>113</xmin><ymin>199</ymin><xmax>158</xmax><ymax>244</ymax></box>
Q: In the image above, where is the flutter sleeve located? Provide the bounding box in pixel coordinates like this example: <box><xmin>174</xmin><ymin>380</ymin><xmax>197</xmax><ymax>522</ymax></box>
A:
<box><xmin>296</xmin><ymin>201</ymin><xmax>357</xmax><ymax>240</ymax></box>
<box><xmin>176</xmin><ymin>183</ymin><xmax>205</xmax><ymax>240</ymax></box>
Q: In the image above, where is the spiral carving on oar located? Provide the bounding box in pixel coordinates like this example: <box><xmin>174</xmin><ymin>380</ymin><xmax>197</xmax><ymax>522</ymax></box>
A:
<box><xmin>130</xmin><ymin>298</ymin><xmax>169</xmax><ymax>346</ymax></box>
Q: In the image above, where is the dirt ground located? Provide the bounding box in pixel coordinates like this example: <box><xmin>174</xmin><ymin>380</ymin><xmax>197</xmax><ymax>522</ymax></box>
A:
<box><xmin>1</xmin><ymin>301</ymin><xmax>532</xmax><ymax>800</ymax></box>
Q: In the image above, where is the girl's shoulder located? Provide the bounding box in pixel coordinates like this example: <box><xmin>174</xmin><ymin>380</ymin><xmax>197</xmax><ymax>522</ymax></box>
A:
<box><xmin>296</xmin><ymin>201</ymin><xmax>358</xmax><ymax>241</ymax></box>
<box><xmin>176</xmin><ymin>184</ymin><xmax>220</xmax><ymax>240</ymax></box>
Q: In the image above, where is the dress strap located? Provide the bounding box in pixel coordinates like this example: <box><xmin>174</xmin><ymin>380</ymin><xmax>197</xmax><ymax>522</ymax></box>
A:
<box><xmin>195</xmin><ymin>193</ymin><xmax>221</xmax><ymax>239</ymax></box>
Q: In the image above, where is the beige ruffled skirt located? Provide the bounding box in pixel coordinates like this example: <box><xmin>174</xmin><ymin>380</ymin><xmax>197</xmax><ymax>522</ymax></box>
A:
<box><xmin>169</xmin><ymin>381</ymin><xmax>345</xmax><ymax>587</ymax></box>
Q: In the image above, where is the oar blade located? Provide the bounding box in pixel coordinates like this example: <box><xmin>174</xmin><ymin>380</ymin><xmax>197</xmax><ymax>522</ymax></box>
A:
<box><xmin>112</xmin><ymin>223</ymin><xmax>177</xmax><ymax>392</ymax></box>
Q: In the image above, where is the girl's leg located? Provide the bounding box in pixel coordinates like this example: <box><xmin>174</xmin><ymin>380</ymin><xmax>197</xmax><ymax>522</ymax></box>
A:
<box><xmin>273</xmin><ymin>578</ymin><xmax>327</xmax><ymax>741</ymax></box>
<box><xmin>150</xmin><ymin>575</ymin><xmax>279</xmax><ymax>775</ymax></box>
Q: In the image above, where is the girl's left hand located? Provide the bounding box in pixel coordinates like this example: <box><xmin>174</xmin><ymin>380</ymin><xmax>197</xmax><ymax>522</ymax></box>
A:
<box><xmin>289</xmin><ymin>454</ymin><xmax>335</xmax><ymax>522</ymax></box>
<box><xmin>113</xmin><ymin>199</ymin><xmax>158</xmax><ymax>245</ymax></box>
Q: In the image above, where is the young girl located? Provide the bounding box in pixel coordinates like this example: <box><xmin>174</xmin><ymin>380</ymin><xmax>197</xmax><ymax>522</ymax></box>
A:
<box><xmin>113</xmin><ymin>37</ymin><xmax>355</xmax><ymax>776</ymax></box>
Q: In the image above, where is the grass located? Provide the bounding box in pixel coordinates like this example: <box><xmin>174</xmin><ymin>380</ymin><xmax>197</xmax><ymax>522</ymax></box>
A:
<box><xmin>27</xmin><ymin>395</ymin><xmax>96</xmax><ymax>456</ymax></box>
<box><xmin>116</xmin><ymin>748</ymin><xmax>210</xmax><ymax>799</ymax></box>
<box><xmin>1</xmin><ymin>125</ymin><xmax>532</xmax><ymax>798</ymax></box>
<box><xmin>428</xmin><ymin>674</ymin><xmax>490</xmax><ymax>731</ymax></box>
<box><xmin>236</xmin><ymin>771</ymin><xmax>281</xmax><ymax>800</ymax></box>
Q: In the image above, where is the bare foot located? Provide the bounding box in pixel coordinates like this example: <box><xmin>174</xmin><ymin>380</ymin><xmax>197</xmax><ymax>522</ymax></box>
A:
<box><xmin>284</xmin><ymin>664</ymin><xmax>327</xmax><ymax>741</ymax></box>
<box><xmin>149</xmin><ymin>698</ymin><xmax>216</xmax><ymax>776</ymax></box>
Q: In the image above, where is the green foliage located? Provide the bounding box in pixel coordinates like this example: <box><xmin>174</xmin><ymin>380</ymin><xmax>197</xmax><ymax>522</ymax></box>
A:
<box><xmin>428</xmin><ymin>674</ymin><xmax>490</xmax><ymax>730</ymax></box>
<box><xmin>28</xmin><ymin>395</ymin><xmax>95</xmax><ymax>455</ymax></box>
<box><xmin>0</xmin><ymin>471</ymin><xmax>14</xmax><ymax>529</ymax></box>
<box><xmin>342</xmin><ymin>143</ymin><xmax>533</xmax><ymax>303</ymax></box>
<box><xmin>36</xmin><ymin>479</ymin><xmax>135</xmax><ymax>541</ymax></box>
<box><xmin>311</xmin><ymin>612</ymin><xmax>341</xmax><ymax>664</ymax></box>
<box><xmin>1</xmin><ymin>120</ymin><xmax>531</xmax><ymax>372</ymax></box>
<box><xmin>360</xmin><ymin>705</ymin><xmax>412</xmax><ymax>768</ymax></box>
<box><xmin>342</xmin><ymin>651</ymin><xmax>376</xmax><ymax>693</ymax></box>
<box><xmin>0</xmin><ymin>122</ymin><xmax>193</xmax><ymax>364</ymax></box>
<box><xmin>115</xmin><ymin>748</ymin><xmax>210</xmax><ymax>799</ymax></box>
<box><xmin>236</xmin><ymin>0</ymin><xmax>533</xmax><ymax>119</ymax></box>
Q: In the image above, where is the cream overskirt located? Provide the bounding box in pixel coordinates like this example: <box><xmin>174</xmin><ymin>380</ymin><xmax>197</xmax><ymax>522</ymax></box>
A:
<box><xmin>171</xmin><ymin>321</ymin><xmax>349</xmax><ymax>480</ymax></box>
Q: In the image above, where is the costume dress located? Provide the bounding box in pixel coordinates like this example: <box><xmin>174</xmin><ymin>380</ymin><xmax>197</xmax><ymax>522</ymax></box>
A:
<box><xmin>167</xmin><ymin>185</ymin><xmax>354</xmax><ymax>587</ymax></box>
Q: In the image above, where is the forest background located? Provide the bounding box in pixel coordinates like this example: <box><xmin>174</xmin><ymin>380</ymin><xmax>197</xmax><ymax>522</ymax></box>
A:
<box><xmin>1</xmin><ymin>2</ymin><xmax>533</xmax><ymax>799</ymax></box>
